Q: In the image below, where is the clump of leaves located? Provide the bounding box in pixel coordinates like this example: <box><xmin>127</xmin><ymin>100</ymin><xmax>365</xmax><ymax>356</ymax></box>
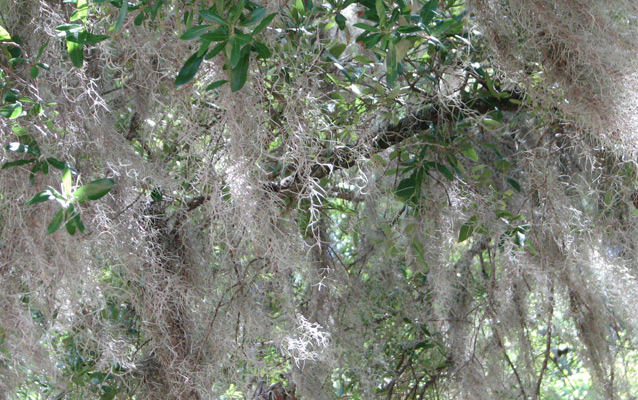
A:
<box><xmin>3</xmin><ymin>135</ymin><xmax>114</xmax><ymax>234</ymax></box>
<box><xmin>3</xmin><ymin>135</ymin><xmax>73</xmax><ymax>184</ymax></box>
<box><xmin>26</xmin><ymin>168</ymin><xmax>114</xmax><ymax>235</ymax></box>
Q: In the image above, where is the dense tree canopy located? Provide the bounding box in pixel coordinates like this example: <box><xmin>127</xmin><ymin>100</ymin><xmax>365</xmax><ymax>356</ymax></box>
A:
<box><xmin>1</xmin><ymin>0</ymin><xmax>638</xmax><ymax>398</ymax></box>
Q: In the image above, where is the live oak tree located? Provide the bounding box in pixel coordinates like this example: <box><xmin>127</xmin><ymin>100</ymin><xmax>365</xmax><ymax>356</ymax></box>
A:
<box><xmin>1</xmin><ymin>0</ymin><xmax>638</xmax><ymax>399</ymax></box>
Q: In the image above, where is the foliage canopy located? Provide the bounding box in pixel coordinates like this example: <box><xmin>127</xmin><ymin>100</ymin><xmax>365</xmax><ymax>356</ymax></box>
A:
<box><xmin>1</xmin><ymin>0</ymin><xmax>638</xmax><ymax>399</ymax></box>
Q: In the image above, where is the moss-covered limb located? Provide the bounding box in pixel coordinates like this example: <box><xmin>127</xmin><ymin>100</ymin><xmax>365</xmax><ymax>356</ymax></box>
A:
<box><xmin>264</xmin><ymin>90</ymin><xmax>524</xmax><ymax>195</ymax></box>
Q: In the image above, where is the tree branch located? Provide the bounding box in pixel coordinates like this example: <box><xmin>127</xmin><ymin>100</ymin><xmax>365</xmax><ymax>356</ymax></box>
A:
<box><xmin>264</xmin><ymin>92</ymin><xmax>523</xmax><ymax>195</ymax></box>
<box><xmin>534</xmin><ymin>281</ymin><xmax>555</xmax><ymax>399</ymax></box>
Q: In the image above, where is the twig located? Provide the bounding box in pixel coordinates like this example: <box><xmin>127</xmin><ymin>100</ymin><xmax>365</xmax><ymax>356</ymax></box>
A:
<box><xmin>534</xmin><ymin>280</ymin><xmax>555</xmax><ymax>399</ymax></box>
<box><xmin>113</xmin><ymin>191</ymin><xmax>144</xmax><ymax>219</ymax></box>
<box><xmin>494</xmin><ymin>328</ymin><xmax>528</xmax><ymax>399</ymax></box>
<box><xmin>195</xmin><ymin>281</ymin><xmax>241</xmax><ymax>362</ymax></box>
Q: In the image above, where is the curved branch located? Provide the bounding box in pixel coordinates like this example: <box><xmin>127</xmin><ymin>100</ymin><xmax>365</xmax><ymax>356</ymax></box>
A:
<box><xmin>264</xmin><ymin>92</ymin><xmax>523</xmax><ymax>194</ymax></box>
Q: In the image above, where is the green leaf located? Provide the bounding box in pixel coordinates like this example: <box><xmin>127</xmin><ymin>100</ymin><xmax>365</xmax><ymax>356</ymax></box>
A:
<box><xmin>30</xmin><ymin>66</ymin><xmax>39</xmax><ymax>78</ymax></box>
<box><xmin>200</xmin><ymin>10</ymin><xmax>228</xmax><ymax>25</ymax></box>
<box><xmin>461</xmin><ymin>146</ymin><xmax>479</xmax><ymax>162</ymax></box>
<box><xmin>230</xmin><ymin>0</ymin><xmax>247</xmax><ymax>23</ymax></box>
<box><xmin>446</xmin><ymin>153</ymin><xmax>466</xmax><ymax>175</ymax></box>
<box><xmin>604</xmin><ymin>189</ymin><xmax>613</xmax><ymax>206</ymax></box>
<box><xmin>0</xmin><ymin>25</ymin><xmax>11</xmax><ymax>41</ymax></box>
<box><xmin>335</xmin><ymin>13</ymin><xmax>346</xmax><ymax>30</ymax></box>
<box><xmin>3</xmin><ymin>89</ymin><xmax>19</xmax><ymax>103</ymax></box>
<box><xmin>29</xmin><ymin>162</ymin><xmax>41</xmax><ymax>184</ymax></box>
<box><xmin>434</xmin><ymin>162</ymin><xmax>454</xmax><ymax>180</ymax></box>
<box><xmin>297</xmin><ymin>199</ymin><xmax>312</xmax><ymax>237</ymax></box>
<box><xmin>396</xmin><ymin>0</ymin><xmax>409</xmax><ymax>13</ymax></box>
<box><xmin>252</xmin><ymin>13</ymin><xmax>275</xmax><ymax>35</ymax></box>
<box><xmin>7</xmin><ymin>41</ymin><xmax>21</xmax><ymax>59</ymax></box>
<box><xmin>335</xmin><ymin>381</ymin><xmax>345</xmax><ymax>397</ymax></box>
<box><xmin>3</xmin><ymin>89</ymin><xmax>20</xmax><ymax>103</ymax></box>
<box><xmin>83</xmin><ymin>33</ymin><xmax>110</xmax><ymax>45</ymax></box>
<box><xmin>6</xmin><ymin>139</ymin><xmax>40</xmax><ymax>156</ymax></box>
<box><xmin>458</xmin><ymin>215</ymin><xmax>477</xmax><ymax>242</ymax></box>
<box><xmin>151</xmin><ymin>0</ymin><xmax>163</xmax><ymax>19</ymax></box>
<box><xmin>66</xmin><ymin>40</ymin><xmax>83</xmax><ymax>68</ymax></box>
<box><xmin>432</xmin><ymin>18</ymin><xmax>459</xmax><ymax>36</ymax></box>
<box><xmin>30</xmin><ymin>103</ymin><xmax>43</xmax><ymax>117</ymax></box>
<box><xmin>11</xmin><ymin>124</ymin><xmax>27</xmax><ymax>135</ymax></box>
<box><xmin>506</xmin><ymin>177</ymin><xmax>521</xmax><ymax>192</ymax></box>
<box><xmin>205</xmin><ymin>79</ymin><xmax>227</xmax><ymax>91</ymax></box>
<box><xmin>353</xmin><ymin>23</ymin><xmax>379</xmax><ymax>32</ymax></box>
<box><xmin>65</xmin><ymin>218</ymin><xmax>76</xmax><ymax>235</ymax></box>
<box><xmin>205</xmin><ymin>40</ymin><xmax>227</xmax><ymax>59</ymax></box>
<box><xmin>134</xmin><ymin>10</ymin><xmax>146</xmax><ymax>25</ymax></box>
<box><xmin>242</xmin><ymin>7</ymin><xmax>266</xmax><ymax>26</ymax></box>
<box><xmin>8</xmin><ymin>57</ymin><xmax>28</xmax><ymax>67</ymax></box>
<box><xmin>71</xmin><ymin>0</ymin><xmax>89</xmax><ymax>22</ymax></box>
<box><xmin>201</xmin><ymin>26</ymin><xmax>230</xmax><ymax>42</ymax></box>
<box><xmin>420</xmin><ymin>0</ymin><xmax>437</xmax><ymax>24</ymax></box>
<box><xmin>234</xmin><ymin>32</ymin><xmax>253</xmax><ymax>45</ymax></box>
<box><xmin>150</xmin><ymin>187</ymin><xmax>163</xmax><ymax>202</ymax></box>
<box><xmin>181</xmin><ymin>25</ymin><xmax>211</xmax><ymax>40</ymax></box>
<box><xmin>396</xmin><ymin>25</ymin><xmax>422</xmax><ymax>34</ymax></box>
<box><xmin>396</xmin><ymin>170</ymin><xmax>420</xmax><ymax>201</ymax></box>
<box><xmin>175</xmin><ymin>51</ymin><xmax>205</xmax><ymax>86</ymax></box>
<box><xmin>114</xmin><ymin>0</ymin><xmax>128</xmax><ymax>33</ymax></box>
<box><xmin>65</xmin><ymin>205</ymin><xmax>82</xmax><ymax>235</ymax></box>
<box><xmin>55</xmin><ymin>24</ymin><xmax>83</xmax><ymax>32</ymax></box>
<box><xmin>100</xmin><ymin>384</ymin><xmax>118</xmax><ymax>400</ymax></box>
<box><xmin>62</xmin><ymin>168</ymin><xmax>73</xmax><ymax>196</ymax></box>
<box><xmin>0</xmin><ymin>103</ymin><xmax>23</xmax><ymax>119</ymax></box>
<box><xmin>73</xmin><ymin>178</ymin><xmax>114</xmax><ymax>202</ymax></box>
<box><xmin>328</xmin><ymin>43</ymin><xmax>346</xmax><ymax>58</ymax></box>
<box><xmin>525</xmin><ymin>238</ymin><xmax>538</xmax><ymax>255</ymax></box>
<box><xmin>375</xmin><ymin>0</ymin><xmax>386</xmax><ymax>26</ymax></box>
<box><xmin>41</xmin><ymin>159</ymin><xmax>49</xmax><ymax>175</ymax></box>
<box><xmin>2</xmin><ymin>158</ymin><xmax>37</xmax><ymax>169</ymax></box>
<box><xmin>46</xmin><ymin>186</ymin><xmax>66</xmax><ymax>200</ymax></box>
<box><xmin>196</xmin><ymin>42</ymin><xmax>210</xmax><ymax>57</ymax></box>
<box><xmin>295</xmin><ymin>0</ymin><xmax>305</xmax><ymax>13</ymax></box>
<box><xmin>411</xmin><ymin>238</ymin><xmax>427</xmax><ymax>268</ymax></box>
<box><xmin>229</xmin><ymin>38</ymin><xmax>241</xmax><ymax>67</ymax></box>
<box><xmin>47</xmin><ymin>208</ymin><xmax>65</xmax><ymax>234</ymax></box>
<box><xmin>26</xmin><ymin>190</ymin><xmax>54</xmax><ymax>205</ymax></box>
<box><xmin>494</xmin><ymin>159</ymin><xmax>511</xmax><ymax>173</ymax></box>
<box><xmin>230</xmin><ymin>52</ymin><xmax>250</xmax><ymax>92</ymax></box>
<box><xmin>252</xmin><ymin>42</ymin><xmax>271</xmax><ymax>59</ymax></box>
<box><xmin>386</xmin><ymin>38</ymin><xmax>397</xmax><ymax>87</ymax></box>
<box><xmin>46</xmin><ymin>158</ymin><xmax>71</xmax><ymax>171</ymax></box>
<box><xmin>482</xmin><ymin>118</ymin><xmax>502</xmax><ymax>128</ymax></box>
